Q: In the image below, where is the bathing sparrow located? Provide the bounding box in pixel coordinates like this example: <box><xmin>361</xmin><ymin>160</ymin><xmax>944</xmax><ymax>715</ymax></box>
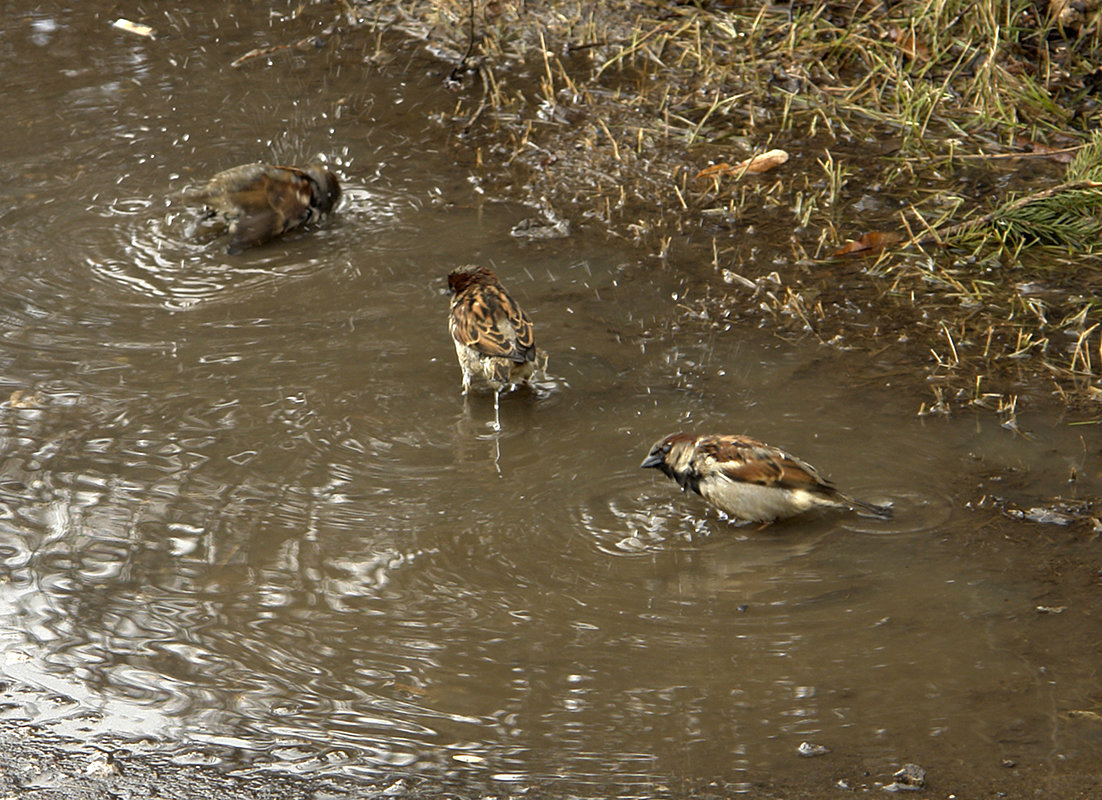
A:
<box><xmin>447</xmin><ymin>266</ymin><xmax>545</xmax><ymax>428</ymax></box>
<box><xmin>192</xmin><ymin>162</ymin><xmax>340</xmax><ymax>253</ymax></box>
<box><xmin>642</xmin><ymin>432</ymin><xmax>891</xmax><ymax>523</ymax></box>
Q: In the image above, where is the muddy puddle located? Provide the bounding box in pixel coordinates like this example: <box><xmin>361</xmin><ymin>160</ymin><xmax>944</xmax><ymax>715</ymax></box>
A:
<box><xmin>1</xmin><ymin>3</ymin><xmax>1100</xmax><ymax>797</ymax></box>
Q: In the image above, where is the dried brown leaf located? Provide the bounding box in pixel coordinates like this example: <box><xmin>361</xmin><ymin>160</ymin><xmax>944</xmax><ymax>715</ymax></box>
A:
<box><xmin>1013</xmin><ymin>136</ymin><xmax>1077</xmax><ymax>164</ymax></box>
<box><xmin>695</xmin><ymin>149</ymin><xmax>789</xmax><ymax>180</ymax></box>
<box><xmin>695</xmin><ymin>162</ymin><xmax>734</xmax><ymax>180</ymax></box>
<box><xmin>891</xmin><ymin>27</ymin><xmax>929</xmax><ymax>62</ymax></box>
<box><xmin>833</xmin><ymin>231</ymin><xmax>904</xmax><ymax>257</ymax></box>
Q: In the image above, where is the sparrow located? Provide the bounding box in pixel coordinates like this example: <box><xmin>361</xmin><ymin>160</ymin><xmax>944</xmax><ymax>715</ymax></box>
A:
<box><xmin>447</xmin><ymin>266</ymin><xmax>544</xmax><ymax>428</ymax></box>
<box><xmin>191</xmin><ymin>162</ymin><xmax>341</xmax><ymax>253</ymax></box>
<box><xmin>641</xmin><ymin>432</ymin><xmax>892</xmax><ymax>524</ymax></box>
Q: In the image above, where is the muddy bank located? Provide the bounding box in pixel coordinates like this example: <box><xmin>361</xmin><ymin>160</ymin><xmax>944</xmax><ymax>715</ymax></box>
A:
<box><xmin>0</xmin><ymin>720</ymin><xmax>395</xmax><ymax>800</ymax></box>
<box><xmin>5</xmin><ymin>670</ymin><xmax>1102</xmax><ymax>800</ymax></box>
<box><xmin>321</xmin><ymin>0</ymin><xmax>1102</xmax><ymax>417</ymax></box>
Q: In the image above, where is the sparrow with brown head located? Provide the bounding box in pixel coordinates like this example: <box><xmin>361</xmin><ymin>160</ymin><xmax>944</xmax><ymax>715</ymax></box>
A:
<box><xmin>447</xmin><ymin>265</ymin><xmax>544</xmax><ymax>430</ymax></box>
<box><xmin>642</xmin><ymin>432</ymin><xmax>891</xmax><ymax>524</ymax></box>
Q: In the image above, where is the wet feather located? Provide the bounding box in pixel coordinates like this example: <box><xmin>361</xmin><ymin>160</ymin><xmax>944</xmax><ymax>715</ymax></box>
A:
<box><xmin>642</xmin><ymin>432</ymin><xmax>891</xmax><ymax>524</ymax></box>
<box><xmin>447</xmin><ymin>266</ymin><xmax>540</xmax><ymax>393</ymax></box>
<box><xmin>191</xmin><ymin>162</ymin><xmax>341</xmax><ymax>253</ymax></box>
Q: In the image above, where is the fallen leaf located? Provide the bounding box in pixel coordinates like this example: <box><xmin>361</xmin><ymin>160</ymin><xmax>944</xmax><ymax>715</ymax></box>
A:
<box><xmin>695</xmin><ymin>149</ymin><xmax>789</xmax><ymax>180</ymax></box>
<box><xmin>833</xmin><ymin>231</ymin><xmax>904</xmax><ymax>257</ymax></box>
<box><xmin>891</xmin><ymin>27</ymin><xmax>929</xmax><ymax>61</ymax></box>
<box><xmin>695</xmin><ymin>162</ymin><xmax>734</xmax><ymax>180</ymax></box>
<box><xmin>737</xmin><ymin>149</ymin><xmax>789</xmax><ymax>174</ymax></box>
<box><xmin>112</xmin><ymin>18</ymin><xmax>156</xmax><ymax>38</ymax></box>
<box><xmin>1013</xmin><ymin>136</ymin><xmax>1077</xmax><ymax>163</ymax></box>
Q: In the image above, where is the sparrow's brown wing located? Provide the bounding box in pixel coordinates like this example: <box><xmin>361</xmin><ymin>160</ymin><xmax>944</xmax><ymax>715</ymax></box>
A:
<box><xmin>701</xmin><ymin>435</ymin><xmax>832</xmax><ymax>492</ymax></box>
<box><xmin>199</xmin><ymin>165</ymin><xmax>313</xmax><ymax>252</ymax></box>
<box><xmin>451</xmin><ymin>283</ymin><xmax>535</xmax><ymax>363</ymax></box>
<box><xmin>199</xmin><ymin>164</ymin><xmax>277</xmax><ymax>204</ymax></box>
<box><xmin>227</xmin><ymin>208</ymin><xmax>284</xmax><ymax>253</ymax></box>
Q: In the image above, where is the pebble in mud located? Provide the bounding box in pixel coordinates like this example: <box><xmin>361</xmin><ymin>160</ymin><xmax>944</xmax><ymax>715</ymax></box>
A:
<box><xmin>883</xmin><ymin>763</ymin><xmax>926</xmax><ymax>792</ymax></box>
<box><xmin>796</xmin><ymin>741</ymin><xmax>830</xmax><ymax>758</ymax></box>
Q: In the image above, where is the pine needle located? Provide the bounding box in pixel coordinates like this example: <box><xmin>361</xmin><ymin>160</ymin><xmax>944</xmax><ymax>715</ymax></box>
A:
<box><xmin>916</xmin><ymin>133</ymin><xmax>1102</xmax><ymax>250</ymax></box>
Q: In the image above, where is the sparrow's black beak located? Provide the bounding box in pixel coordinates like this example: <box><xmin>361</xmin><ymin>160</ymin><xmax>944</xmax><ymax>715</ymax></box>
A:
<box><xmin>640</xmin><ymin>450</ymin><xmax>663</xmax><ymax>469</ymax></box>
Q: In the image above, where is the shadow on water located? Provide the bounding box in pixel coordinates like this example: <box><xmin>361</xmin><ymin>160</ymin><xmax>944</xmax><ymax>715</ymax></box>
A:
<box><xmin>0</xmin><ymin>2</ymin><xmax>1100</xmax><ymax>796</ymax></box>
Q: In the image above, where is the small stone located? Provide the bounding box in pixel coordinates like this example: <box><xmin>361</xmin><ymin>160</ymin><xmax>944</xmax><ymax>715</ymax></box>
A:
<box><xmin>882</xmin><ymin>763</ymin><xmax>926</xmax><ymax>791</ymax></box>
<box><xmin>796</xmin><ymin>741</ymin><xmax>830</xmax><ymax>757</ymax></box>
<box><xmin>896</xmin><ymin>763</ymin><xmax>925</xmax><ymax>784</ymax></box>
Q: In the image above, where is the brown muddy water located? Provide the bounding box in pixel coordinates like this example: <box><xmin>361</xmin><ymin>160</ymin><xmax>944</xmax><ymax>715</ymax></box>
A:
<box><xmin>1</xmin><ymin>2</ymin><xmax>1101</xmax><ymax>797</ymax></box>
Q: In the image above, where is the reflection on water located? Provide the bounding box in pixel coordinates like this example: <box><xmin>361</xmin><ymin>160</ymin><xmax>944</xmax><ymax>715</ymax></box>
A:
<box><xmin>1</xmin><ymin>1</ymin><xmax>1100</xmax><ymax>795</ymax></box>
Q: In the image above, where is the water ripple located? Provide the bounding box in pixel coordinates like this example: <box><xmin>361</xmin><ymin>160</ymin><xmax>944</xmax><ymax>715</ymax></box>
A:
<box><xmin>84</xmin><ymin>179</ymin><xmax>423</xmax><ymax>310</ymax></box>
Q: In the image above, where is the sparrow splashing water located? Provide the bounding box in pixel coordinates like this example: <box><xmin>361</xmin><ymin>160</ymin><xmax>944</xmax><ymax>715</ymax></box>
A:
<box><xmin>642</xmin><ymin>432</ymin><xmax>892</xmax><ymax>524</ymax></box>
<box><xmin>191</xmin><ymin>162</ymin><xmax>341</xmax><ymax>253</ymax></box>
